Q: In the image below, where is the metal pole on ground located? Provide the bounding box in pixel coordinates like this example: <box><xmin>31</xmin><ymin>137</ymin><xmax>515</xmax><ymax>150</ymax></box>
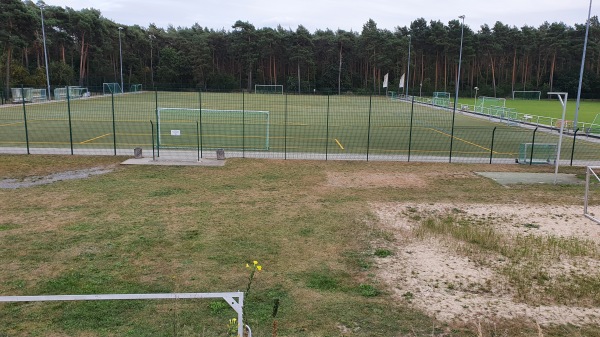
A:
<box><xmin>548</xmin><ymin>92</ymin><xmax>568</xmax><ymax>184</ymax></box>
<box><xmin>67</xmin><ymin>86</ymin><xmax>73</xmax><ymax>155</ymax></box>
<box><xmin>21</xmin><ymin>86</ymin><xmax>30</xmax><ymax>154</ymax></box>
<box><xmin>118</xmin><ymin>27</ymin><xmax>124</xmax><ymax>93</ymax></box>
<box><xmin>38</xmin><ymin>2</ymin><xmax>52</xmax><ymax>101</ymax></box>
<box><xmin>111</xmin><ymin>92</ymin><xmax>116</xmax><ymax>155</ymax></box>
<box><xmin>574</xmin><ymin>0</ymin><xmax>593</xmax><ymax>129</ymax></box>
<box><xmin>406</xmin><ymin>35</ymin><xmax>411</xmax><ymax>98</ymax></box>
<box><xmin>450</xmin><ymin>15</ymin><xmax>465</xmax><ymax>163</ymax></box>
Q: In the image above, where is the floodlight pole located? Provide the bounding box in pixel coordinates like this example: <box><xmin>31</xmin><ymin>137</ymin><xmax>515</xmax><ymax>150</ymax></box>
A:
<box><xmin>548</xmin><ymin>92</ymin><xmax>568</xmax><ymax>185</ymax></box>
<box><xmin>406</xmin><ymin>34</ymin><xmax>411</xmax><ymax>98</ymax></box>
<box><xmin>574</xmin><ymin>0</ymin><xmax>592</xmax><ymax>129</ymax></box>
<box><xmin>474</xmin><ymin>86</ymin><xmax>479</xmax><ymax>109</ymax></box>
<box><xmin>449</xmin><ymin>15</ymin><xmax>465</xmax><ymax>163</ymax></box>
<box><xmin>39</xmin><ymin>2</ymin><xmax>51</xmax><ymax>100</ymax></box>
<box><xmin>453</xmin><ymin>15</ymin><xmax>465</xmax><ymax>114</ymax></box>
<box><xmin>118</xmin><ymin>27</ymin><xmax>124</xmax><ymax>93</ymax></box>
<box><xmin>419</xmin><ymin>82</ymin><xmax>422</xmax><ymax>97</ymax></box>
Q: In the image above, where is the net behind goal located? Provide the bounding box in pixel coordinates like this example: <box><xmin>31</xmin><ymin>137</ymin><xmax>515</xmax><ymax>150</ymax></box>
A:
<box><xmin>512</xmin><ymin>91</ymin><xmax>541</xmax><ymax>100</ymax></box>
<box><xmin>255</xmin><ymin>85</ymin><xmax>283</xmax><ymax>94</ymax></box>
<box><xmin>157</xmin><ymin>108</ymin><xmax>270</xmax><ymax>151</ymax></box>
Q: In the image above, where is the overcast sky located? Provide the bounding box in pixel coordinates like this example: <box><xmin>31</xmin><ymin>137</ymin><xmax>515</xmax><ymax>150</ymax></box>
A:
<box><xmin>44</xmin><ymin>0</ymin><xmax>597</xmax><ymax>32</ymax></box>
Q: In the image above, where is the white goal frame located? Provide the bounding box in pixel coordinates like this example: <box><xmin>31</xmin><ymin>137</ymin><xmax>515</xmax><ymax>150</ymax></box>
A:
<box><xmin>254</xmin><ymin>84</ymin><xmax>283</xmax><ymax>94</ymax></box>
<box><xmin>157</xmin><ymin>108</ymin><xmax>270</xmax><ymax>150</ymax></box>
<box><xmin>584</xmin><ymin>166</ymin><xmax>600</xmax><ymax>225</ymax></box>
<box><xmin>0</xmin><ymin>292</ymin><xmax>248</xmax><ymax>337</ymax></box>
<box><xmin>512</xmin><ymin>91</ymin><xmax>541</xmax><ymax>100</ymax></box>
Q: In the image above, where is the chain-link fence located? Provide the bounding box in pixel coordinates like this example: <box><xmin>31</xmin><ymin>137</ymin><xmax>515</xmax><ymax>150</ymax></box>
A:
<box><xmin>1</xmin><ymin>88</ymin><xmax>599</xmax><ymax>166</ymax></box>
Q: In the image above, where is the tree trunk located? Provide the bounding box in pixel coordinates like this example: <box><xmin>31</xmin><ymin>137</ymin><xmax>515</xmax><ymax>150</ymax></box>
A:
<box><xmin>297</xmin><ymin>62</ymin><xmax>301</xmax><ymax>94</ymax></box>
<box><xmin>435</xmin><ymin>51</ymin><xmax>439</xmax><ymax>91</ymax></box>
<box><xmin>4</xmin><ymin>46</ymin><xmax>12</xmax><ymax>97</ymax></box>
<box><xmin>444</xmin><ymin>53</ymin><xmax>447</xmax><ymax>92</ymax></box>
<box><xmin>338</xmin><ymin>45</ymin><xmax>342</xmax><ymax>95</ymax></box>
<box><xmin>79</xmin><ymin>33</ymin><xmax>86</xmax><ymax>86</ymax></box>
<box><xmin>490</xmin><ymin>54</ymin><xmax>497</xmax><ymax>97</ymax></box>
<box><xmin>549</xmin><ymin>52</ymin><xmax>556</xmax><ymax>92</ymax></box>
<box><xmin>511</xmin><ymin>49</ymin><xmax>517</xmax><ymax>93</ymax></box>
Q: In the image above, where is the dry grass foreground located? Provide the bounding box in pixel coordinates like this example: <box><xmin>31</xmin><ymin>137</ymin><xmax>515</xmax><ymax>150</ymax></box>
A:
<box><xmin>2</xmin><ymin>154</ymin><xmax>600</xmax><ymax>336</ymax></box>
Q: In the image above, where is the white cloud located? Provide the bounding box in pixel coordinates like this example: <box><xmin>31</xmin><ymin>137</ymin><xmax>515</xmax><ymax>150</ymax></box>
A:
<box><xmin>45</xmin><ymin>0</ymin><xmax>597</xmax><ymax>32</ymax></box>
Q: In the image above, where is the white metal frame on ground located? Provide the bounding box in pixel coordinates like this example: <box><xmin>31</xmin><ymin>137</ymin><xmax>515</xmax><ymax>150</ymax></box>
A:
<box><xmin>0</xmin><ymin>291</ymin><xmax>249</xmax><ymax>336</ymax></box>
<box><xmin>585</xmin><ymin>166</ymin><xmax>600</xmax><ymax>225</ymax></box>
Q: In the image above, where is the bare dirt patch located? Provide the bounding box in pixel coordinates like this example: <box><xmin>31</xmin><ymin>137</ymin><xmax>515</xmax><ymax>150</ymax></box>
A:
<box><xmin>0</xmin><ymin>166</ymin><xmax>115</xmax><ymax>189</ymax></box>
<box><xmin>372</xmin><ymin>202</ymin><xmax>600</xmax><ymax>326</ymax></box>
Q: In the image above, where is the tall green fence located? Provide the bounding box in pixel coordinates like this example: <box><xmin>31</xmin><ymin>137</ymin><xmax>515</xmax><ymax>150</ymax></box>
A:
<box><xmin>0</xmin><ymin>88</ymin><xmax>599</xmax><ymax>166</ymax></box>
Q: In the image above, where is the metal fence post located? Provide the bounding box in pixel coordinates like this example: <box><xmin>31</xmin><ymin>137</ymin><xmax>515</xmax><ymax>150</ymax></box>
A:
<box><xmin>242</xmin><ymin>91</ymin><xmax>245</xmax><ymax>158</ymax></box>
<box><xmin>366</xmin><ymin>95</ymin><xmax>373</xmax><ymax>161</ymax></box>
<box><xmin>570</xmin><ymin>128</ymin><xmax>579</xmax><ymax>166</ymax></box>
<box><xmin>150</xmin><ymin>120</ymin><xmax>155</xmax><ymax>161</ymax></box>
<box><xmin>325</xmin><ymin>95</ymin><xmax>330</xmax><ymax>160</ymax></box>
<box><xmin>67</xmin><ymin>86</ymin><xmax>74</xmax><ymax>155</ymax></box>
<box><xmin>284</xmin><ymin>94</ymin><xmax>288</xmax><ymax>160</ymax></box>
<box><xmin>408</xmin><ymin>96</ymin><xmax>415</xmax><ymax>162</ymax></box>
<box><xmin>529</xmin><ymin>127</ymin><xmax>538</xmax><ymax>165</ymax></box>
<box><xmin>197</xmin><ymin>121</ymin><xmax>200</xmax><ymax>161</ymax></box>
<box><xmin>155</xmin><ymin>88</ymin><xmax>160</xmax><ymax>157</ymax></box>
<box><xmin>489</xmin><ymin>127</ymin><xmax>497</xmax><ymax>164</ymax></box>
<box><xmin>111</xmin><ymin>91</ymin><xmax>116</xmax><ymax>155</ymax></box>
<box><xmin>21</xmin><ymin>86</ymin><xmax>30</xmax><ymax>154</ymax></box>
<box><xmin>199</xmin><ymin>90</ymin><xmax>203</xmax><ymax>159</ymax></box>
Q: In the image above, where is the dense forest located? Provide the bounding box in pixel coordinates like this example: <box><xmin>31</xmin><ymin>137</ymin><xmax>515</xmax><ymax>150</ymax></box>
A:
<box><xmin>2</xmin><ymin>0</ymin><xmax>600</xmax><ymax>98</ymax></box>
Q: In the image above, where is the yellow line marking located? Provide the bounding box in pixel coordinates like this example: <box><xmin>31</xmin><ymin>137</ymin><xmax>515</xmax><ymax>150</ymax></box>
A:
<box><xmin>80</xmin><ymin>133</ymin><xmax>111</xmax><ymax>144</ymax></box>
<box><xmin>0</xmin><ymin>121</ymin><xmax>24</xmax><ymax>127</ymax></box>
<box><xmin>427</xmin><ymin>128</ymin><xmax>500</xmax><ymax>154</ymax></box>
<box><xmin>334</xmin><ymin>138</ymin><xmax>345</xmax><ymax>150</ymax></box>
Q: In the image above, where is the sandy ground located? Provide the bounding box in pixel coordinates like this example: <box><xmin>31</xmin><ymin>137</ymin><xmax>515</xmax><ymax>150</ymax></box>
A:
<box><xmin>371</xmin><ymin>202</ymin><xmax>600</xmax><ymax>327</ymax></box>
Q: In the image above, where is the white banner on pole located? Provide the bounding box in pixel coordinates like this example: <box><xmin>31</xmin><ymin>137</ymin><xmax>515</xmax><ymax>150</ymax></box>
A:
<box><xmin>383</xmin><ymin>73</ymin><xmax>389</xmax><ymax>88</ymax></box>
<box><xmin>399</xmin><ymin>73</ymin><xmax>405</xmax><ymax>88</ymax></box>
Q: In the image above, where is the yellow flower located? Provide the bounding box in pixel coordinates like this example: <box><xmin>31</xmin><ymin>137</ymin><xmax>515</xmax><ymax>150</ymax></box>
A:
<box><xmin>253</xmin><ymin>260</ymin><xmax>258</xmax><ymax>265</ymax></box>
<box><xmin>257</xmin><ymin>265</ymin><xmax>262</xmax><ymax>271</ymax></box>
<box><xmin>246</xmin><ymin>263</ymin><xmax>250</xmax><ymax>268</ymax></box>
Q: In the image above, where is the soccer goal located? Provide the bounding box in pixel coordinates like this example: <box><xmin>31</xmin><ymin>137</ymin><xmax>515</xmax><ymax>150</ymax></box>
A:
<box><xmin>475</xmin><ymin>96</ymin><xmax>506</xmax><ymax>114</ymax></box>
<box><xmin>255</xmin><ymin>85</ymin><xmax>283</xmax><ymax>94</ymax></box>
<box><xmin>512</xmin><ymin>91</ymin><xmax>541</xmax><ymax>100</ymax></box>
<box><xmin>130</xmin><ymin>84</ymin><xmax>143</xmax><ymax>93</ymax></box>
<box><xmin>432</xmin><ymin>92</ymin><xmax>451</xmax><ymax>108</ymax></box>
<box><xmin>156</xmin><ymin>108</ymin><xmax>270</xmax><ymax>151</ymax></box>
<box><xmin>103</xmin><ymin>83</ymin><xmax>123</xmax><ymax>95</ymax></box>
<box><xmin>517</xmin><ymin>143</ymin><xmax>557</xmax><ymax>164</ymax></box>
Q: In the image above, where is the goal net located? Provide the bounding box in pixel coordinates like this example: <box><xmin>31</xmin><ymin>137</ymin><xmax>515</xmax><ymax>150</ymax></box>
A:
<box><xmin>11</xmin><ymin>88</ymin><xmax>33</xmax><ymax>103</ymax></box>
<box><xmin>517</xmin><ymin>143</ymin><xmax>557</xmax><ymax>164</ymax></box>
<box><xmin>156</xmin><ymin>108</ymin><xmax>270</xmax><ymax>151</ymax></box>
<box><xmin>512</xmin><ymin>91</ymin><xmax>541</xmax><ymax>100</ymax></box>
<box><xmin>103</xmin><ymin>83</ymin><xmax>123</xmax><ymax>95</ymax></box>
<box><xmin>255</xmin><ymin>85</ymin><xmax>283</xmax><ymax>94</ymax></box>
<box><xmin>432</xmin><ymin>92</ymin><xmax>451</xmax><ymax>108</ymax></box>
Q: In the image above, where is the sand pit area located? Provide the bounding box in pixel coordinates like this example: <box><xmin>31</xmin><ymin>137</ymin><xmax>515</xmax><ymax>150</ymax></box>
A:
<box><xmin>372</xmin><ymin>202</ymin><xmax>600</xmax><ymax>326</ymax></box>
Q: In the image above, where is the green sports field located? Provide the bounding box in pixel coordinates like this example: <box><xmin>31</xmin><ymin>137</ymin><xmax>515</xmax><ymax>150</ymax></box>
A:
<box><xmin>458</xmin><ymin>97</ymin><xmax>600</xmax><ymax>126</ymax></box>
<box><xmin>1</xmin><ymin>92</ymin><xmax>599</xmax><ymax>163</ymax></box>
